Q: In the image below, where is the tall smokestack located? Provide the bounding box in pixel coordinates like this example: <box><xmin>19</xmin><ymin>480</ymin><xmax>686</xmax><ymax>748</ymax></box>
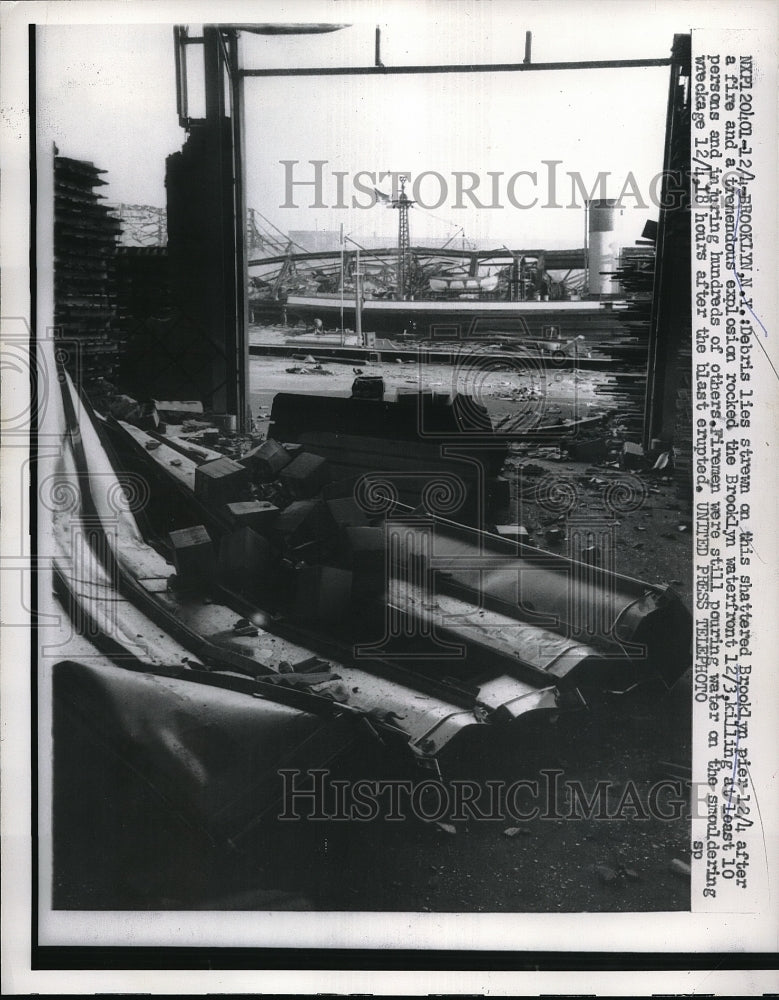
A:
<box><xmin>587</xmin><ymin>198</ymin><xmax>618</xmax><ymax>297</ymax></box>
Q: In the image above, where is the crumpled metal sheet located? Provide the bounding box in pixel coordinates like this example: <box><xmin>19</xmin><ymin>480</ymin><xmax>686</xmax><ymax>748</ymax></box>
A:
<box><xmin>53</xmin><ymin>657</ymin><xmax>356</xmax><ymax>842</ymax></box>
<box><xmin>391</xmin><ymin>517</ymin><xmax>692</xmax><ymax>685</ymax></box>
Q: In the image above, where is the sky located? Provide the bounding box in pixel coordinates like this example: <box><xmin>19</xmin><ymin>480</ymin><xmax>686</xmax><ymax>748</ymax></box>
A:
<box><xmin>34</xmin><ymin>1</ymin><xmax>717</xmax><ymax>250</ymax></box>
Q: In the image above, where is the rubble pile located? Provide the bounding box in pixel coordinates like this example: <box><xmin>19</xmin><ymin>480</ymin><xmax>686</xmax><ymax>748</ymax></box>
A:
<box><xmin>94</xmin><ymin>373</ymin><xmax>694</xmax><ymax>733</ymax></box>
<box><xmin>104</xmin><ymin>385</ymin><xmax>691</xmax><ymax>639</ymax></box>
<box><xmin>499</xmin><ymin>417</ymin><xmax>691</xmax><ymax>605</ymax></box>
<box><xmin>119</xmin><ymin>410</ymin><xmax>389</xmax><ymax>632</ymax></box>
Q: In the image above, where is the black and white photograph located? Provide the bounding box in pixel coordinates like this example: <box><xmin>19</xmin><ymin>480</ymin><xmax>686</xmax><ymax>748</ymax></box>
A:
<box><xmin>1</xmin><ymin>0</ymin><xmax>777</xmax><ymax>994</ymax></box>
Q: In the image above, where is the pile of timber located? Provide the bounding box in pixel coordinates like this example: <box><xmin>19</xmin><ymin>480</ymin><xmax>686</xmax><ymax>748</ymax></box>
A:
<box><xmin>593</xmin><ymin>372</ymin><xmax>646</xmax><ymax>435</ymax></box>
<box><xmin>54</xmin><ymin>155</ymin><xmax>123</xmax><ymax>386</ymax></box>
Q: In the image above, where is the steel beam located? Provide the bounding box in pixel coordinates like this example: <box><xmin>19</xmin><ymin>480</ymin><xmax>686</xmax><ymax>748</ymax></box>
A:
<box><xmin>240</xmin><ymin>57</ymin><xmax>671</xmax><ymax>78</ymax></box>
<box><xmin>249</xmin><ymin>247</ymin><xmax>588</xmax><ymax>269</ymax></box>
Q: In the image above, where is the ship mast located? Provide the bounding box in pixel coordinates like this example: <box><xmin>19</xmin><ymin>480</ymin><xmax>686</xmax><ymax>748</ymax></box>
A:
<box><xmin>391</xmin><ymin>176</ymin><xmax>414</xmax><ymax>300</ymax></box>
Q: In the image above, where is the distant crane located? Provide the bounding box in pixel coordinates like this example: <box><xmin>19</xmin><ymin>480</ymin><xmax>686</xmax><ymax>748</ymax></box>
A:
<box><xmin>390</xmin><ymin>176</ymin><xmax>414</xmax><ymax>300</ymax></box>
<box><xmin>112</xmin><ymin>204</ymin><xmax>167</xmax><ymax>247</ymax></box>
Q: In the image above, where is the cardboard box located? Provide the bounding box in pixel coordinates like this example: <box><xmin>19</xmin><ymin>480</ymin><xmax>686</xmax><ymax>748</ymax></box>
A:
<box><xmin>152</xmin><ymin>400</ymin><xmax>204</xmax><ymax>423</ymax></box>
<box><xmin>224</xmin><ymin>500</ymin><xmax>279</xmax><ymax>534</ymax></box>
<box><xmin>274</xmin><ymin>500</ymin><xmax>332</xmax><ymax>550</ymax></box>
<box><xmin>195</xmin><ymin>455</ymin><xmax>250</xmax><ymax>507</ymax></box>
<box><xmin>168</xmin><ymin>525</ymin><xmax>215</xmax><ymax>584</ymax></box>
<box><xmin>240</xmin><ymin>439</ymin><xmax>291</xmax><ymax>481</ymax></box>
<box><xmin>621</xmin><ymin>441</ymin><xmax>646</xmax><ymax>470</ymax></box>
<box><xmin>217</xmin><ymin>526</ymin><xmax>275</xmax><ymax>593</ymax></box>
<box><xmin>279</xmin><ymin>452</ymin><xmax>330</xmax><ymax>499</ymax></box>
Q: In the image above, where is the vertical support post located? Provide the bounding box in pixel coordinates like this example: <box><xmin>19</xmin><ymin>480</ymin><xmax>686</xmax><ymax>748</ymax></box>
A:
<box><xmin>228</xmin><ymin>28</ymin><xmax>250</xmax><ymax>432</ymax></box>
<box><xmin>355</xmin><ymin>247</ymin><xmax>363</xmax><ymax>345</ymax></box>
<box><xmin>173</xmin><ymin>25</ymin><xmax>190</xmax><ymax>127</ymax></box>
<box><xmin>397</xmin><ymin>203</ymin><xmax>405</xmax><ymax>299</ymax></box>
<box><xmin>339</xmin><ymin>223</ymin><xmax>345</xmax><ymax>342</ymax></box>
<box><xmin>643</xmin><ymin>35</ymin><xmax>691</xmax><ymax>448</ymax></box>
<box><xmin>166</xmin><ymin>23</ymin><xmax>243</xmax><ymax>424</ymax></box>
<box><xmin>203</xmin><ymin>26</ymin><xmax>225</xmax><ymax>121</ymax></box>
<box><xmin>199</xmin><ymin>25</ymin><xmax>231</xmax><ymax>415</ymax></box>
